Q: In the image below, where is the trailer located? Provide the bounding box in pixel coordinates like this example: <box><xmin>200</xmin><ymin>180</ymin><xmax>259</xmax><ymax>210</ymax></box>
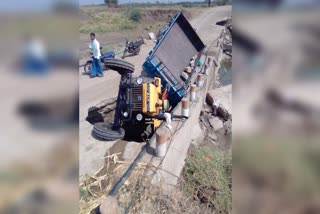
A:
<box><xmin>142</xmin><ymin>12</ymin><xmax>205</xmax><ymax>105</ymax></box>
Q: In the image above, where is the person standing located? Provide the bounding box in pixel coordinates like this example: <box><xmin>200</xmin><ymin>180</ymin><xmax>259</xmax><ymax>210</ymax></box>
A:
<box><xmin>89</xmin><ymin>33</ymin><xmax>103</xmax><ymax>78</ymax></box>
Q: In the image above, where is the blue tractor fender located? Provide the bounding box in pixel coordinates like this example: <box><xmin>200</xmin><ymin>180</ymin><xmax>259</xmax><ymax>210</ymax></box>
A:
<box><xmin>102</xmin><ymin>51</ymin><xmax>116</xmax><ymax>59</ymax></box>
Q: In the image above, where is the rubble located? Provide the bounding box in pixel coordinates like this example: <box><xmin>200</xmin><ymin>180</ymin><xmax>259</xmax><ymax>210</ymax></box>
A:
<box><xmin>209</xmin><ymin>116</ymin><xmax>224</xmax><ymax>131</ymax></box>
<box><xmin>206</xmin><ymin>85</ymin><xmax>232</xmax><ymax>120</ymax></box>
<box><xmin>208</xmin><ymin>131</ymin><xmax>218</xmax><ymax>141</ymax></box>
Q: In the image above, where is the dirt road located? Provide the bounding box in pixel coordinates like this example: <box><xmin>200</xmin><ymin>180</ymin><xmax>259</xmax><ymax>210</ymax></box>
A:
<box><xmin>79</xmin><ymin>5</ymin><xmax>231</xmax><ymax>176</ymax></box>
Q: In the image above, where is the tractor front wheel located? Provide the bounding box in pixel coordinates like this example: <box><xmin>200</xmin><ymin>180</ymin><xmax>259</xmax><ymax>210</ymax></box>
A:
<box><xmin>93</xmin><ymin>122</ymin><xmax>125</xmax><ymax>141</ymax></box>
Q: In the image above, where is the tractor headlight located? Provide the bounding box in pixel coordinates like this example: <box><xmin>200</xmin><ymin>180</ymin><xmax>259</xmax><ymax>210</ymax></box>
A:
<box><xmin>136</xmin><ymin>77</ymin><xmax>143</xmax><ymax>85</ymax></box>
<box><xmin>136</xmin><ymin>113</ymin><xmax>143</xmax><ymax>121</ymax></box>
<box><xmin>123</xmin><ymin>112</ymin><xmax>128</xmax><ymax>117</ymax></box>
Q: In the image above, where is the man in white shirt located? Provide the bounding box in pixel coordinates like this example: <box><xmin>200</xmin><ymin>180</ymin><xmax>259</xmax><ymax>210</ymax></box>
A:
<box><xmin>89</xmin><ymin>33</ymin><xmax>103</xmax><ymax>78</ymax></box>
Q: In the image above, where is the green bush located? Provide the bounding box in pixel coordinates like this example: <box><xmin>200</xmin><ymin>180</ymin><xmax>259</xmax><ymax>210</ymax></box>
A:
<box><xmin>128</xmin><ymin>8</ymin><xmax>142</xmax><ymax>22</ymax></box>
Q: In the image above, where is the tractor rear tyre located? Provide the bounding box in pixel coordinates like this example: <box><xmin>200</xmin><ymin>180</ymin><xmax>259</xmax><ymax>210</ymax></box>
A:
<box><xmin>104</xmin><ymin>58</ymin><xmax>134</xmax><ymax>75</ymax></box>
<box><xmin>93</xmin><ymin>122</ymin><xmax>125</xmax><ymax>141</ymax></box>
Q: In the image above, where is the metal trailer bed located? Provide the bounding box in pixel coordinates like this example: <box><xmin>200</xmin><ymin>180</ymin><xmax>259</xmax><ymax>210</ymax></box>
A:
<box><xmin>142</xmin><ymin>12</ymin><xmax>205</xmax><ymax>105</ymax></box>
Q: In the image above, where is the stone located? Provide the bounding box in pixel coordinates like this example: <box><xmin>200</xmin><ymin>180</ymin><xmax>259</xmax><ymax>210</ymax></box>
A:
<box><xmin>223</xmin><ymin>119</ymin><xmax>232</xmax><ymax>135</ymax></box>
<box><xmin>217</xmin><ymin>104</ymin><xmax>230</xmax><ymax>121</ymax></box>
<box><xmin>208</xmin><ymin>131</ymin><xmax>217</xmax><ymax>141</ymax></box>
<box><xmin>208</xmin><ymin>116</ymin><xmax>224</xmax><ymax>131</ymax></box>
<box><xmin>206</xmin><ymin>85</ymin><xmax>232</xmax><ymax>115</ymax></box>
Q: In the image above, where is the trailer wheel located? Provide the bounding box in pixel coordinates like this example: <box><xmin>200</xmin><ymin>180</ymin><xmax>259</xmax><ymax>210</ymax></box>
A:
<box><xmin>93</xmin><ymin>122</ymin><xmax>125</xmax><ymax>141</ymax></box>
<box><xmin>104</xmin><ymin>58</ymin><xmax>134</xmax><ymax>75</ymax></box>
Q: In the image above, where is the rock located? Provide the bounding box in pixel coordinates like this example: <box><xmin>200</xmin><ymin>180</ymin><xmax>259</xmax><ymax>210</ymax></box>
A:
<box><xmin>208</xmin><ymin>131</ymin><xmax>217</xmax><ymax>141</ymax></box>
<box><xmin>224</xmin><ymin>119</ymin><xmax>232</xmax><ymax>135</ymax></box>
<box><xmin>206</xmin><ymin>85</ymin><xmax>232</xmax><ymax>116</ymax></box>
<box><xmin>86</xmin><ymin>107</ymin><xmax>104</xmax><ymax>124</ymax></box>
<box><xmin>217</xmin><ymin>104</ymin><xmax>230</xmax><ymax>121</ymax></box>
<box><xmin>208</xmin><ymin>116</ymin><xmax>224</xmax><ymax>131</ymax></box>
<box><xmin>215</xmin><ymin>81</ymin><xmax>221</xmax><ymax>87</ymax></box>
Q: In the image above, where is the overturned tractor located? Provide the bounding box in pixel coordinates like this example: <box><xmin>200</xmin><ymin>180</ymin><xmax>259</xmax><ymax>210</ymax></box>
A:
<box><xmin>87</xmin><ymin>58</ymin><xmax>183</xmax><ymax>141</ymax></box>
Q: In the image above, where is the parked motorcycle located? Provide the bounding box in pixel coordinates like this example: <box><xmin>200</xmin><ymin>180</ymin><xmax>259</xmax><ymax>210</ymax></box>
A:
<box><xmin>84</xmin><ymin>47</ymin><xmax>115</xmax><ymax>74</ymax></box>
<box><xmin>122</xmin><ymin>38</ymin><xmax>142</xmax><ymax>59</ymax></box>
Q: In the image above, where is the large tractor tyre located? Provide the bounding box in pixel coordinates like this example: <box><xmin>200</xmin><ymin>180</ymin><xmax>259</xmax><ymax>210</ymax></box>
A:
<box><xmin>93</xmin><ymin>122</ymin><xmax>125</xmax><ymax>141</ymax></box>
<box><xmin>104</xmin><ymin>58</ymin><xmax>134</xmax><ymax>75</ymax></box>
<box><xmin>84</xmin><ymin>61</ymin><xmax>92</xmax><ymax>75</ymax></box>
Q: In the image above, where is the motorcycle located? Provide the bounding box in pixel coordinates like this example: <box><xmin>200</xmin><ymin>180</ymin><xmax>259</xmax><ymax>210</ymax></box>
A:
<box><xmin>122</xmin><ymin>38</ymin><xmax>142</xmax><ymax>59</ymax></box>
<box><xmin>84</xmin><ymin>47</ymin><xmax>115</xmax><ymax>74</ymax></box>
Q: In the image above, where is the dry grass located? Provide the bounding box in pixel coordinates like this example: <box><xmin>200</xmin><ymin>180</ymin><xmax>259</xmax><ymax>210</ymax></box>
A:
<box><xmin>80</xmin><ymin>143</ymin><xmax>232</xmax><ymax>214</ymax></box>
<box><xmin>181</xmin><ymin>144</ymin><xmax>232</xmax><ymax>214</ymax></box>
<box><xmin>80</xmin><ymin>12</ymin><xmax>137</xmax><ymax>34</ymax></box>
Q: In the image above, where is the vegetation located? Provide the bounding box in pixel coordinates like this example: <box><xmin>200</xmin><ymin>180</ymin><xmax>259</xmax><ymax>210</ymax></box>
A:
<box><xmin>80</xmin><ymin>12</ymin><xmax>137</xmax><ymax>33</ymax></box>
<box><xmin>122</xmin><ymin>2</ymin><xmax>208</xmax><ymax>8</ymax></box>
<box><xmin>128</xmin><ymin>8</ymin><xmax>142</xmax><ymax>22</ymax></box>
<box><xmin>104</xmin><ymin>0</ymin><xmax>118</xmax><ymax>6</ymax></box>
<box><xmin>182</xmin><ymin>145</ymin><xmax>232</xmax><ymax>213</ymax></box>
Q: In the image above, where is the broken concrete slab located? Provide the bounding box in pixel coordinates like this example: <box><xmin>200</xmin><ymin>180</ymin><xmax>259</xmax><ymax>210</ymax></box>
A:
<box><xmin>208</xmin><ymin>131</ymin><xmax>218</xmax><ymax>141</ymax></box>
<box><xmin>208</xmin><ymin>116</ymin><xmax>224</xmax><ymax>131</ymax></box>
<box><xmin>206</xmin><ymin>85</ymin><xmax>232</xmax><ymax>115</ymax></box>
<box><xmin>224</xmin><ymin>119</ymin><xmax>232</xmax><ymax>135</ymax></box>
